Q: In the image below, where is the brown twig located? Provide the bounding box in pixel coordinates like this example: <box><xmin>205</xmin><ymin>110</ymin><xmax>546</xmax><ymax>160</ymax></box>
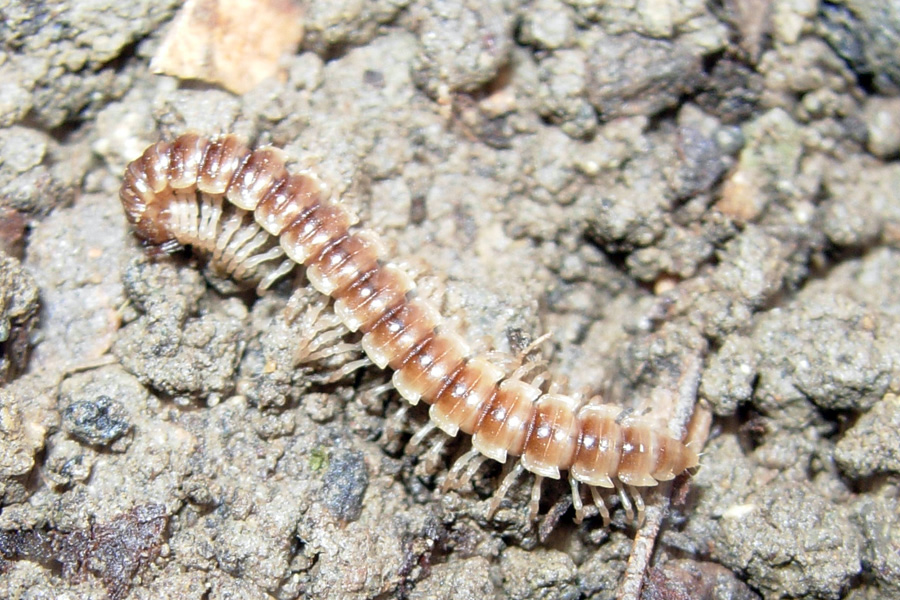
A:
<box><xmin>616</xmin><ymin>350</ymin><xmax>711</xmax><ymax>600</ymax></box>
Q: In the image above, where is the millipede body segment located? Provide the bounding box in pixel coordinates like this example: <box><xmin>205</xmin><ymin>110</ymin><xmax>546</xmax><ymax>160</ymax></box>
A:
<box><xmin>120</xmin><ymin>132</ymin><xmax>699</xmax><ymax>525</ymax></box>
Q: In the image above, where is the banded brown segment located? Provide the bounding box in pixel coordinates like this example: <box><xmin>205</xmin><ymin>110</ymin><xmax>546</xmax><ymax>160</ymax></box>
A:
<box><xmin>121</xmin><ymin>140</ymin><xmax>173</xmax><ymax>245</ymax></box>
<box><xmin>521</xmin><ymin>393</ymin><xmax>580</xmax><ymax>479</ymax></box>
<box><xmin>332</xmin><ymin>265</ymin><xmax>414</xmax><ymax>332</ymax></box>
<box><xmin>167</xmin><ymin>132</ymin><xmax>207</xmax><ymax>191</ymax></box>
<box><xmin>279</xmin><ymin>202</ymin><xmax>355</xmax><ymax>265</ymax></box>
<box><xmin>197</xmin><ymin>134</ymin><xmax>251</xmax><ymax>195</ymax></box>
<box><xmin>616</xmin><ymin>423</ymin><xmax>659</xmax><ymax>487</ymax></box>
<box><xmin>429</xmin><ymin>357</ymin><xmax>503</xmax><ymax>436</ymax></box>
<box><xmin>227</xmin><ymin>147</ymin><xmax>287</xmax><ymax>210</ymax></box>
<box><xmin>570</xmin><ymin>405</ymin><xmax>623</xmax><ymax>488</ymax></box>
<box><xmin>305</xmin><ymin>231</ymin><xmax>384</xmax><ymax>296</ymax></box>
<box><xmin>252</xmin><ymin>173</ymin><xmax>321</xmax><ymax>234</ymax></box>
<box><xmin>391</xmin><ymin>330</ymin><xmax>470</xmax><ymax>406</ymax></box>
<box><xmin>361</xmin><ymin>298</ymin><xmax>442</xmax><ymax>371</ymax></box>
<box><xmin>472</xmin><ymin>379</ymin><xmax>541</xmax><ymax>463</ymax></box>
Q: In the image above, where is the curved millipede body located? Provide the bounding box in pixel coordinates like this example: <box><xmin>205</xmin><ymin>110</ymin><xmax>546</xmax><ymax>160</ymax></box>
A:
<box><xmin>120</xmin><ymin>132</ymin><xmax>700</xmax><ymax>526</ymax></box>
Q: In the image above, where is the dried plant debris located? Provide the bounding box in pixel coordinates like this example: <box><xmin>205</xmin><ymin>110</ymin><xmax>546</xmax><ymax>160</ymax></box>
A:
<box><xmin>0</xmin><ymin>504</ymin><xmax>168</xmax><ymax>600</ymax></box>
<box><xmin>0</xmin><ymin>208</ymin><xmax>28</xmax><ymax>259</ymax></box>
<box><xmin>152</xmin><ymin>0</ymin><xmax>304</xmax><ymax>94</ymax></box>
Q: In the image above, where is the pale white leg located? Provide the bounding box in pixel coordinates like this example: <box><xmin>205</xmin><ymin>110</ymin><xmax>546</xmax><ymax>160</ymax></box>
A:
<box><xmin>442</xmin><ymin>447</ymin><xmax>481</xmax><ymax>493</ymax></box>
<box><xmin>241</xmin><ymin>245</ymin><xmax>285</xmax><ymax>278</ymax></box>
<box><xmin>422</xmin><ymin>436</ymin><xmax>448</xmax><ymax>474</ymax></box>
<box><xmin>589</xmin><ymin>486</ymin><xmax>611</xmax><ymax>527</ymax></box>
<box><xmin>407</xmin><ymin>421</ymin><xmax>437</xmax><ymax>452</ymax></box>
<box><xmin>520</xmin><ymin>331</ymin><xmax>552</xmax><ymax>355</ymax></box>
<box><xmin>506</xmin><ymin>332</ymin><xmax>552</xmax><ymax>381</ymax></box>
<box><xmin>381</xmin><ymin>404</ymin><xmax>409</xmax><ymax>446</ymax></box>
<box><xmin>198</xmin><ymin>194</ymin><xmax>223</xmax><ymax>250</ymax></box>
<box><xmin>487</xmin><ymin>461</ymin><xmax>524</xmax><ymax>518</ymax></box>
<box><xmin>214</xmin><ymin>210</ymin><xmax>246</xmax><ymax>259</ymax></box>
<box><xmin>223</xmin><ymin>222</ymin><xmax>261</xmax><ymax>272</ymax></box>
<box><xmin>457</xmin><ymin>452</ymin><xmax>488</xmax><ymax>488</ymax></box>
<box><xmin>257</xmin><ymin>258</ymin><xmax>294</xmax><ymax>292</ymax></box>
<box><xmin>569</xmin><ymin>477</ymin><xmax>584</xmax><ymax>524</ymax></box>
<box><xmin>628</xmin><ymin>485</ymin><xmax>646</xmax><ymax>527</ymax></box>
<box><xmin>320</xmin><ymin>357</ymin><xmax>370</xmax><ymax>383</ymax></box>
<box><xmin>615</xmin><ymin>480</ymin><xmax>635</xmax><ymax>524</ymax></box>
<box><xmin>284</xmin><ymin>288</ymin><xmax>317</xmax><ymax>324</ymax></box>
<box><xmin>305</xmin><ymin>340</ymin><xmax>360</xmax><ymax>363</ymax></box>
<box><xmin>365</xmin><ymin>380</ymin><xmax>397</xmax><ymax>399</ymax></box>
<box><xmin>508</xmin><ymin>359</ymin><xmax>548</xmax><ymax>383</ymax></box>
<box><xmin>231</xmin><ymin>230</ymin><xmax>270</xmax><ymax>279</ymax></box>
<box><xmin>528</xmin><ymin>475</ymin><xmax>544</xmax><ymax>521</ymax></box>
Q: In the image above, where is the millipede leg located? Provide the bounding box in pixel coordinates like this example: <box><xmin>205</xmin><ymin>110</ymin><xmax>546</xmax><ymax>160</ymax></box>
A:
<box><xmin>243</xmin><ymin>245</ymin><xmax>285</xmax><ymax>271</ymax></box>
<box><xmin>257</xmin><ymin>258</ymin><xmax>294</xmax><ymax>292</ymax></box>
<box><xmin>569</xmin><ymin>477</ymin><xmax>584</xmax><ymax>524</ymax></box>
<box><xmin>458</xmin><ymin>452</ymin><xmax>488</xmax><ymax>488</ymax></box>
<box><xmin>186</xmin><ymin>194</ymin><xmax>200</xmax><ymax>241</ymax></box>
<box><xmin>383</xmin><ymin>405</ymin><xmax>409</xmax><ymax>446</ymax></box>
<box><xmin>527</xmin><ymin>368</ymin><xmax>551</xmax><ymax>391</ymax></box>
<box><xmin>302</xmin><ymin>331</ymin><xmax>355</xmax><ymax>361</ymax></box>
<box><xmin>198</xmin><ymin>195</ymin><xmax>223</xmax><ymax>248</ymax></box>
<box><xmin>364</xmin><ymin>380</ymin><xmax>397</xmax><ymax>400</ymax></box>
<box><xmin>240</xmin><ymin>246</ymin><xmax>285</xmax><ymax>281</ymax></box>
<box><xmin>487</xmin><ymin>462</ymin><xmax>524</xmax><ymax>518</ymax></box>
<box><xmin>406</xmin><ymin>421</ymin><xmax>437</xmax><ymax>452</ymax></box>
<box><xmin>520</xmin><ymin>331</ymin><xmax>552</xmax><ymax>356</ymax></box>
<box><xmin>442</xmin><ymin>447</ymin><xmax>481</xmax><ymax>493</ymax></box>
<box><xmin>285</xmin><ymin>291</ymin><xmax>325</xmax><ymax>326</ymax></box>
<box><xmin>223</xmin><ymin>222</ymin><xmax>262</xmax><ymax>272</ymax></box>
<box><xmin>320</xmin><ymin>356</ymin><xmax>370</xmax><ymax>383</ymax></box>
<box><xmin>159</xmin><ymin>239</ymin><xmax>183</xmax><ymax>254</ymax></box>
<box><xmin>589</xmin><ymin>486</ymin><xmax>611</xmax><ymax>527</ymax></box>
<box><xmin>615</xmin><ymin>480</ymin><xmax>635</xmax><ymax>524</ymax></box>
<box><xmin>173</xmin><ymin>191</ymin><xmax>198</xmax><ymax>241</ymax></box>
<box><xmin>214</xmin><ymin>211</ymin><xmax>245</xmax><ymax>259</ymax></box>
<box><xmin>505</xmin><ymin>331</ymin><xmax>552</xmax><ymax>378</ymax></box>
<box><xmin>231</xmin><ymin>230</ymin><xmax>271</xmax><ymax>279</ymax></box>
<box><xmin>528</xmin><ymin>475</ymin><xmax>544</xmax><ymax>521</ymax></box>
<box><xmin>508</xmin><ymin>359</ymin><xmax>548</xmax><ymax>384</ymax></box>
<box><xmin>422</xmin><ymin>436</ymin><xmax>448</xmax><ymax>474</ymax></box>
<box><xmin>628</xmin><ymin>485</ymin><xmax>646</xmax><ymax>527</ymax></box>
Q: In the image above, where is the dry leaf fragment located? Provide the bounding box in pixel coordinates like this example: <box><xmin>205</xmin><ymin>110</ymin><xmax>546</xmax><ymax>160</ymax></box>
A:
<box><xmin>152</xmin><ymin>0</ymin><xmax>304</xmax><ymax>94</ymax></box>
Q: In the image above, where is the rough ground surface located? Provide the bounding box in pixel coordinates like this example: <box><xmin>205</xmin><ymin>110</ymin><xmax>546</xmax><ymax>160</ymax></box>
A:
<box><xmin>1</xmin><ymin>0</ymin><xmax>899</xmax><ymax>599</ymax></box>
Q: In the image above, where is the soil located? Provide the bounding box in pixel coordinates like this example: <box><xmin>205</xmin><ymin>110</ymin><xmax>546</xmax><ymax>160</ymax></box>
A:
<box><xmin>1</xmin><ymin>1</ymin><xmax>899</xmax><ymax>599</ymax></box>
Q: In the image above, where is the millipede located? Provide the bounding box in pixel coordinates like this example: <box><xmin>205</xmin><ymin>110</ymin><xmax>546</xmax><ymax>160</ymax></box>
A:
<box><xmin>119</xmin><ymin>132</ymin><xmax>700</xmax><ymax>528</ymax></box>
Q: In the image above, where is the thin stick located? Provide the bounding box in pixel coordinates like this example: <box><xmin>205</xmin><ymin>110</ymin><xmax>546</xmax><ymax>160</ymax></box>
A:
<box><xmin>616</xmin><ymin>350</ymin><xmax>710</xmax><ymax>600</ymax></box>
